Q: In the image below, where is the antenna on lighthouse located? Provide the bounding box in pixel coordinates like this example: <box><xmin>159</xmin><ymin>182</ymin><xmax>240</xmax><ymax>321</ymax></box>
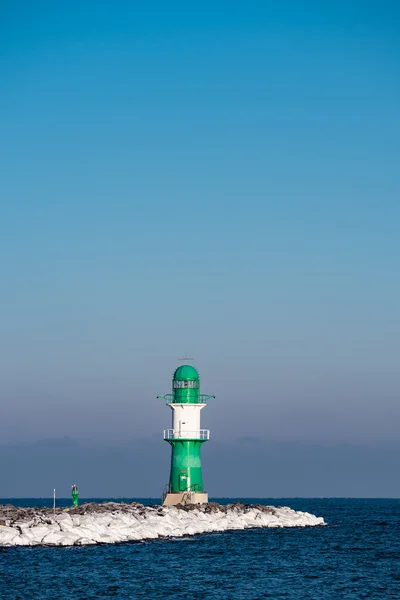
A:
<box><xmin>177</xmin><ymin>356</ymin><xmax>194</xmax><ymax>364</ymax></box>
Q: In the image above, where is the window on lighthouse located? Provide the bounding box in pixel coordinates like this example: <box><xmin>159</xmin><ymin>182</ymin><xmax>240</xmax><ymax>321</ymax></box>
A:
<box><xmin>173</xmin><ymin>380</ymin><xmax>199</xmax><ymax>389</ymax></box>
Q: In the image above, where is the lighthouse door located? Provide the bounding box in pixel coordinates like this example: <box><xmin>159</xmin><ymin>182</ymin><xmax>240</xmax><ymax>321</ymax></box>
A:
<box><xmin>179</xmin><ymin>471</ymin><xmax>188</xmax><ymax>491</ymax></box>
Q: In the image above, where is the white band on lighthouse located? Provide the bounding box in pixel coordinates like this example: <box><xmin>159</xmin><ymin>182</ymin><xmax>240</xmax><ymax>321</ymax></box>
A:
<box><xmin>169</xmin><ymin>403</ymin><xmax>206</xmax><ymax>439</ymax></box>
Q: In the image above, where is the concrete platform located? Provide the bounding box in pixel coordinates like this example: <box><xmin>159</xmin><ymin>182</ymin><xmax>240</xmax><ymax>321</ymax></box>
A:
<box><xmin>163</xmin><ymin>492</ymin><xmax>208</xmax><ymax>506</ymax></box>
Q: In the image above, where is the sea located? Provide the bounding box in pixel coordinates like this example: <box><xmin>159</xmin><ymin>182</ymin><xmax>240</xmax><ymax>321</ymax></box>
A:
<box><xmin>1</xmin><ymin>498</ymin><xmax>399</xmax><ymax>599</ymax></box>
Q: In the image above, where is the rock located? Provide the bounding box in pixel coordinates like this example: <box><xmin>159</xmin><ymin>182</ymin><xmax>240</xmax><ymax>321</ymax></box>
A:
<box><xmin>0</xmin><ymin>501</ymin><xmax>326</xmax><ymax>548</ymax></box>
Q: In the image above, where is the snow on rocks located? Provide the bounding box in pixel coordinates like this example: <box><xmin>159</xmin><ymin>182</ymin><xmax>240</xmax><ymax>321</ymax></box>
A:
<box><xmin>0</xmin><ymin>502</ymin><xmax>325</xmax><ymax>547</ymax></box>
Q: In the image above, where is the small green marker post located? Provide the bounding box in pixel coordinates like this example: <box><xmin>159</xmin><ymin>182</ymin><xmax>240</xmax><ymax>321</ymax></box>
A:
<box><xmin>71</xmin><ymin>484</ymin><xmax>79</xmax><ymax>507</ymax></box>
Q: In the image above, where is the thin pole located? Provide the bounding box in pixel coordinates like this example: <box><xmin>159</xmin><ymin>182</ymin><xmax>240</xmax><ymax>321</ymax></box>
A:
<box><xmin>53</xmin><ymin>488</ymin><xmax>56</xmax><ymax>515</ymax></box>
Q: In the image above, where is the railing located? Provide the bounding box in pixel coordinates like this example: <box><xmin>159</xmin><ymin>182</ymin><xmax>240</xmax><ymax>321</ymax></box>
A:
<box><xmin>187</xmin><ymin>484</ymin><xmax>202</xmax><ymax>492</ymax></box>
<box><xmin>157</xmin><ymin>395</ymin><xmax>215</xmax><ymax>404</ymax></box>
<box><xmin>163</xmin><ymin>429</ymin><xmax>210</xmax><ymax>440</ymax></box>
<box><xmin>161</xmin><ymin>484</ymin><xmax>171</xmax><ymax>504</ymax></box>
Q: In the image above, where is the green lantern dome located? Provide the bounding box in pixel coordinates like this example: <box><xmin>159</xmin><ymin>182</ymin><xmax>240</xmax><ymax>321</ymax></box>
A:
<box><xmin>173</xmin><ymin>365</ymin><xmax>200</xmax><ymax>381</ymax></box>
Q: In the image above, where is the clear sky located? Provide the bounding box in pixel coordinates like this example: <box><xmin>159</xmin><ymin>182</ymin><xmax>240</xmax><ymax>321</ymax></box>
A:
<box><xmin>1</xmin><ymin>1</ymin><xmax>399</xmax><ymax>446</ymax></box>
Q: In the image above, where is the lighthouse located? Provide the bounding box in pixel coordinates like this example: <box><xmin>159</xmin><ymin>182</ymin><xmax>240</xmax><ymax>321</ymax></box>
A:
<box><xmin>158</xmin><ymin>365</ymin><xmax>214</xmax><ymax>506</ymax></box>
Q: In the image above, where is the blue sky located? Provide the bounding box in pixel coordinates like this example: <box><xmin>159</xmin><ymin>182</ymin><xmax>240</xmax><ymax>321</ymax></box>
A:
<box><xmin>0</xmin><ymin>1</ymin><xmax>399</xmax><ymax>445</ymax></box>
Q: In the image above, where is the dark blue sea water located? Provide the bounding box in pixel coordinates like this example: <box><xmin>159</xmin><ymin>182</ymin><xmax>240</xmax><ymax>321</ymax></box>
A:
<box><xmin>1</xmin><ymin>498</ymin><xmax>399</xmax><ymax>599</ymax></box>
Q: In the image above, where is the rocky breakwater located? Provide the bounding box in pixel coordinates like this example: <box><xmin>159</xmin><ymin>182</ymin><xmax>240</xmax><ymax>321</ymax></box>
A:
<box><xmin>0</xmin><ymin>501</ymin><xmax>325</xmax><ymax>547</ymax></box>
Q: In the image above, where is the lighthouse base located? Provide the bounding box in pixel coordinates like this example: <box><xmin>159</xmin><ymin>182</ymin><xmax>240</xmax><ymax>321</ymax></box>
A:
<box><xmin>163</xmin><ymin>492</ymin><xmax>208</xmax><ymax>506</ymax></box>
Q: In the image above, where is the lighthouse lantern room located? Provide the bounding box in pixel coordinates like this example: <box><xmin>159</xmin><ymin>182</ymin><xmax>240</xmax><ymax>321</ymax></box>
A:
<box><xmin>158</xmin><ymin>365</ymin><xmax>214</xmax><ymax>506</ymax></box>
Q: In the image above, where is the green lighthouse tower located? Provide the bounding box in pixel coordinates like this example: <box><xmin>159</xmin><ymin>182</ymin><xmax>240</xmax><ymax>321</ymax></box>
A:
<box><xmin>158</xmin><ymin>365</ymin><xmax>214</xmax><ymax>506</ymax></box>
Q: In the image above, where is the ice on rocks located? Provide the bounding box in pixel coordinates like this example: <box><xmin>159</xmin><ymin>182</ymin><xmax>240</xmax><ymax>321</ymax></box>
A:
<box><xmin>0</xmin><ymin>502</ymin><xmax>325</xmax><ymax>547</ymax></box>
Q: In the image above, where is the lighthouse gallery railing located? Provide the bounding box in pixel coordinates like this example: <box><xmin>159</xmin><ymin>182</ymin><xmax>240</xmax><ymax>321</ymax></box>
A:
<box><xmin>158</xmin><ymin>394</ymin><xmax>215</xmax><ymax>404</ymax></box>
<box><xmin>164</xmin><ymin>429</ymin><xmax>210</xmax><ymax>440</ymax></box>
